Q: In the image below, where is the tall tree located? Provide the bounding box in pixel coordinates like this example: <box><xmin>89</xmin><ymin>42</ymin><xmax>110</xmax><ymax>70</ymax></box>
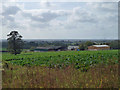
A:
<box><xmin>7</xmin><ymin>31</ymin><xmax>23</xmax><ymax>55</ymax></box>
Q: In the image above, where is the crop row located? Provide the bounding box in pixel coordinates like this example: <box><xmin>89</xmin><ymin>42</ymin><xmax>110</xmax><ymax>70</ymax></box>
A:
<box><xmin>2</xmin><ymin>50</ymin><xmax>118</xmax><ymax>71</ymax></box>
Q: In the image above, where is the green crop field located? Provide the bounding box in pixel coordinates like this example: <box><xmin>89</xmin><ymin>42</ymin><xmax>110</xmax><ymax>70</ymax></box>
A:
<box><xmin>2</xmin><ymin>50</ymin><xmax>119</xmax><ymax>88</ymax></box>
<box><xmin>2</xmin><ymin>50</ymin><xmax>118</xmax><ymax>71</ymax></box>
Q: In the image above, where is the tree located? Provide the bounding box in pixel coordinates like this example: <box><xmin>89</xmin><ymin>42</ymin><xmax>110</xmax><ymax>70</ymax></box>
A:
<box><xmin>85</xmin><ymin>41</ymin><xmax>93</xmax><ymax>47</ymax></box>
<box><xmin>109</xmin><ymin>40</ymin><xmax>120</xmax><ymax>49</ymax></box>
<box><xmin>7</xmin><ymin>31</ymin><xmax>23</xmax><ymax>55</ymax></box>
<box><xmin>79</xmin><ymin>44</ymin><xmax>85</xmax><ymax>51</ymax></box>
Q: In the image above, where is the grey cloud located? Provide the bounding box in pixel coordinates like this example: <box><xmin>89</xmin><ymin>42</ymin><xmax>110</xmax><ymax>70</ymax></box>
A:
<box><xmin>76</xmin><ymin>14</ymin><xmax>97</xmax><ymax>23</ymax></box>
<box><xmin>2</xmin><ymin>18</ymin><xmax>24</xmax><ymax>29</ymax></box>
<box><xmin>7</xmin><ymin>21</ymin><xmax>25</xmax><ymax>29</ymax></box>
<box><xmin>2</xmin><ymin>6</ymin><xmax>21</xmax><ymax>25</ymax></box>
<box><xmin>7</xmin><ymin>22</ymin><xmax>19</xmax><ymax>29</ymax></box>
<box><xmin>22</xmin><ymin>10</ymin><xmax>68</xmax><ymax>23</ymax></box>
<box><xmin>2</xmin><ymin>19</ymin><xmax>8</xmax><ymax>26</ymax></box>
<box><xmin>2</xmin><ymin>6</ymin><xmax>21</xmax><ymax>16</ymax></box>
<box><xmin>77</xmin><ymin>18</ymin><xmax>97</xmax><ymax>23</ymax></box>
<box><xmin>43</xmin><ymin>2</ymin><xmax>51</xmax><ymax>7</ymax></box>
<box><xmin>100</xmin><ymin>3</ymin><xmax>117</xmax><ymax>12</ymax></box>
<box><xmin>22</xmin><ymin>12</ymin><xmax>51</xmax><ymax>28</ymax></box>
<box><xmin>2</xmin><ymin>19</ymin><xmax>19</xmax><ymax>29</ymax></box>
<box><xmin>72</xmin><ymin>8</ymin><xmax>97</xmax><ymax>23</ymax></box>
<box><xmin>87</xmin><ymin>2</ymin><xmax>117</xmax><ymax>12</ymax></box>
<box><xmin>30</xmin><ymin>22</ymin><xmax>50</xmax><ymax>29</ymax></box>
<box><xmin>1</xmin><ymin>5</ymin><xmax>23</xmax><ymax>29</ymax></box>
<box><xmin>22</xmin><ymin>12</ymin><xmax>32</xmax><ymax>17</ymax></box>
<box><xmin>2</xmin><ymin>16</ymin><xmax>24</xmax><ymax>29</ymax></box>
<box><xmin>35</xmin><ymin>11</ymin><xmax>59</xmax><ymax>22</ymax></box>
<box><xmin>4</xmin><ymin>15</ymin><xmax>15</xmax><ymax>21</ymax></box>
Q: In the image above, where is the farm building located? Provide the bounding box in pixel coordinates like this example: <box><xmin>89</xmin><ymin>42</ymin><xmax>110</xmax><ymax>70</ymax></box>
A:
<box><xmin>68</xmin><ymin>46</ymin><xmax>79</xmax><ymax>51</ymax></box>
<box><xmin>88</xmin><ymin>45</ymin><xmax>110</xmax><ymax>51</ymax></box>
<box><xmin>34</xmin><ymin>46</ymin><xmax>66</xmax><ymax>52</ymax></box>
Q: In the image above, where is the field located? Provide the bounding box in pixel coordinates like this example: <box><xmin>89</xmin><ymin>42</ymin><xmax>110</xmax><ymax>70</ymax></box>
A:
<box><xmin>2</xmin><ymin>50</ymin><xmax>119</xmax><ymax>88</ymax></box>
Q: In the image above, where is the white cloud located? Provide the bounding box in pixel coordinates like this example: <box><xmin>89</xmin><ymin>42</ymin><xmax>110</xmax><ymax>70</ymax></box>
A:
<box><xmin>21</xmin><ymin>9</ymin><xmax>70</xmax><ymax>23</ymax></box>
<box><xmin>1</xmin><ymin>2</ymin><xmax>118</xmax><ymax>39</ymax></box>
<box><xmin>86</xmin><ymin>2</ymin><xmax>117</xmax><ymax>12</ymax></box>
<box><xmin>70</xmin><ymin>7</ymin><xmax>97</xmax><ymax>23</ymax></box>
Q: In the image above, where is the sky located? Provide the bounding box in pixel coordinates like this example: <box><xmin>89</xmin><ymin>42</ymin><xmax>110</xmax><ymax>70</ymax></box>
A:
<box><xmin>0</xmin><ymin>1</ymin><xmax>118</xmax><ymax>39</ymax></box>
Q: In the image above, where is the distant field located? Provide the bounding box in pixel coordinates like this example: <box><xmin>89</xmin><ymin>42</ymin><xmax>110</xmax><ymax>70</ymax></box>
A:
<box><xmin>2</xmin><ymin>50</ymin><xmax>118</xmax><ymax>71</ymax></box>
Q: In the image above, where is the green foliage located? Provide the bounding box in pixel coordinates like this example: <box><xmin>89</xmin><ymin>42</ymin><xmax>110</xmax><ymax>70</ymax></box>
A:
<box><xmin>85</xmin><ymin>41</ymin><xmax>94</xmax><ymax>47</ymax></box>
<box><xmin>79</xmin><ymin>44</ymin><xmax>86</xmax><ymax>50</ymax></box>
<box><xmin>30</xmin><ymin>47</ymin><xmax>35</xmax><ymax>51</ymax></box>
<box><xmin>79</xmin><ymin>41</ymin><xmax>94</xmax><ymax>50</ymax></box>
<box><xmin>7</xmin><ymin>31</ymin><xmax>24</xmax><ymax>55</ymax></box>
<box><xmin>2</xmin><ymin>50</ymin><xmax>118</xmax><ymax>71</ymax></box>
<box><xmin>109</xmin><ymin>40</ymin><xmax>120</xmax><ymax>49</ymax></box>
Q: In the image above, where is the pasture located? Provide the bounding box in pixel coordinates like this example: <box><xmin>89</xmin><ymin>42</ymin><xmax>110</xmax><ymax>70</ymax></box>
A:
<box><xmin>2</xmin><ymin>50</ymin><xmax>119</xmax><ymax>88</ymax></box>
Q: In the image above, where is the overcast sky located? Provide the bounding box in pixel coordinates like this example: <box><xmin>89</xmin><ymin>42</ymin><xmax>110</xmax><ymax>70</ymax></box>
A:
<box><xmin>1</xmin><ymin>1</ymin><xmax>118</xmax><ymax>39</ymax></box>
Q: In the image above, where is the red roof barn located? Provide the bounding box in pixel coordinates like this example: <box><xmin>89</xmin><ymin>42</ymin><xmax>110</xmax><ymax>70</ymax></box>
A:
<box><xmin>88</xmin><ymin>45</ymin><xmax>110</xmax><ymax>51</ymax></box>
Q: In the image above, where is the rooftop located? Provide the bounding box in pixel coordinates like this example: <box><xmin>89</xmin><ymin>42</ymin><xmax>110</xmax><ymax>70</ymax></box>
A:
<box><xmin>92</xmin><ymin>45</ymin><xmax>109</xmax><ymax>47</ymax></box>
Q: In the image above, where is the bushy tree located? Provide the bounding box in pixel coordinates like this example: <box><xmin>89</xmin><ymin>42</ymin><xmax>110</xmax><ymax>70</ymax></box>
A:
<box><xmin>79</xmin><ymin>44</ymin><xmax>85</xmax><ymax>51</ymax></box>
<box><xmin>7</xmin><ymin>31</ymin><xmax>23</xmax><ymax>55</ymax></box>
<box><xmin>109</xmin><ymin>40</ymin><xmax>120</xmax><ymax>49</ymax></box>
<box><xmin>85</xmin><ymin>41</ymin><xmax>94</xmax><ymax>47</ymax></box>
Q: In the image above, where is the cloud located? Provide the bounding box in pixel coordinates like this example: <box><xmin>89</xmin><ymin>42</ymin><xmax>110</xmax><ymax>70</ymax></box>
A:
<box><xmin>1</xmin><ymin>5</ymin><xmax>22</xmax><ymax>29</ymax></box>
<box><xmin>71</xmin><ymin>7</ymin><xmax>97</xmax><ymax>23</ymax></box>
<box><xmin>22</xmin><ymin>9</ymin><xmax>69</xmax><ymax>23</ymax></box>
<box><xmin>31</xmin><ymin>11</ymin><xmax>59</xmax><ymax>22</ymax></box>
<box><xmin>30</xmin><ymin>21</ymin><xmax>50</xmax><ymax>29</ymax></box>
<box><xmin>4</xmin><ymin>15</ymin><xmax>15</xmax><ymax>21</ymax></box>
<box><xmin>2</xmin><ymin>6</ymin><xmax>21</xmax><ymax>16</ymax></box>
<box><xmin>86</xmin><ymin>2</ymin><xmax>117</xmax><ymax>12</ymax></box>
<box><xmin>2</xmin><ymin>5</ymin><xmax>21</xmax><ymax>25</ymax></box>
<box><xmin>2</xmin><ymin>0</ymin><xmax>17</xmax><ymax>2</ymax></box>
<box><xmin>1</xmin><ymin>2</ymin><xmax>118</xmax><ymax>39</ymax></box>
<box><xmin>40</xmin><ymin>2</ymin><xmax>52</xmax><ymax>7</ymax></box>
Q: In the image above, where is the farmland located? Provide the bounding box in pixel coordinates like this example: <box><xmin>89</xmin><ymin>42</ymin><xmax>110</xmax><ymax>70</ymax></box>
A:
<box><xmin>2</xmin><ymin>50</ymin><xmax>119</xmax><ymax>88</ymax></box>
<box><xmin>2</xmin><ymin>50</ymin><xmax>118</xmax><ymax>70</ymax></box>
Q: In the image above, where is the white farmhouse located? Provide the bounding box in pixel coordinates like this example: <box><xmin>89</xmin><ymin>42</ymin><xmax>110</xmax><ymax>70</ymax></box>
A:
<box><xmin>68</xmin><ymin>46</ymin><xmax>79</xmax><ymax>50</ymax></box>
